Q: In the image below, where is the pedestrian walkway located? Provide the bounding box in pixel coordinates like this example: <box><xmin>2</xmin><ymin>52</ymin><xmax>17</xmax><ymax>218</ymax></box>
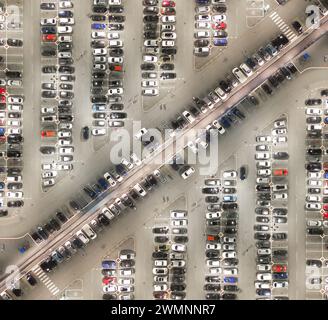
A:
<box><xmin>270</xmin><ymin>11</ymin><xmax>297</xmax><ymax>41</ymax></box>
<box><xmin>32</xmin><ymin>266</ymin><xmax>60</xmax><ymax>296</ymax></box>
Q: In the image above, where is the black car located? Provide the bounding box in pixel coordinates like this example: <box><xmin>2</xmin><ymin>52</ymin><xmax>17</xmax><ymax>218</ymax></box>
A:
<box><xmin>204</xmin><ymin>284</ymin><xmax>220</xmax><ymax>292</ymax></box>
<box><xmin>41</xmin><ymin>27</ymin><xmax>56</xmax><ymax>34</ymax></box>
<box><xmin>205</xmin><ymin>293</ymin><xmax>221</xmax><ymax>300</ymax></box>
<box><xmin>143</xmin><ymin>15</ymin><xmax>159</xmax><ymax>23</ymax></box>
<box><xmin>305</xmin><ymin>99</ymin><xmax>322</xmax><ymax>106</ymax></box>
<box><xmin>40</xmin><ymin>3</ymin><xmax>56</xmax><ymax>10</ymax></box>
<box><xmin>307</xmin><ymin>148</ymin><xmax>322</xmax><ymax>155</ymax></box>
<box><xmin>41</xmin><ymin>48</ymin><xmax>57</xmax><ymax>57</ymax></box>
<box><xmin>272</xmin><ymin>232</ymin><xmax>288</xmax><ymax>240</ymax></box>
<box><xmin>58</xmin><ymin>43</ymin><xmax>73</xmax><ymax>51</ymax></box>
<box><xmin>261</xmin><ymin>83</ymin><xmax>273</xmax><ymax>95</ymax></box>
<box><xmin>171</xmin><ymin>275</ymin><xmax>185</xmax><ymax>283</ymax></box>
<box><xmin>171</xmin><ymin>267</ymin><xmax>186</xmax><ymax>275</ymax></box>
<box><xmin>91</xmin><ymin>95</ymin><xmax>107</xmax><ymax>103</ymax></box>
<box><xmin>160</xmin><ymin>63</ymin><xmax>174</xmax><ymax>70</ymax></box>
<box><xmin>170</xmin><ymin>283</ymin><xmax>186</xmax><ymax>291</ymax></box>
<box><xmin>109</xmin><ymin>15</ymin><xmax>125</xmax><ymax>23</ymax></box>
<box><xmin>307</xmin><ymin>228</ymin><xmax>323</xmax><ymax>235</ymax></box>
<box><xmin>273</xmin><ymin>151</ymin><xmax>289</xmax><ymax>160</ymax></box>
<box><xmin>152</xmin><ymin>251</ymin><xmax>168</xmax><ymax>259</ymax></box>
<box><xmin>194</xmin><ymin>39</ymin><xmax>210</xmax><ymax>47</ymax></box>
<box><xmin>42</xmin><ymin>65</ymin><xmax>57</xmax><ymax>73</ymax></box>
<box><xmin>286</xmin><ymin>62</ymin><xmax>298</xmax><ymax>74</ymax></box>
<box><xmin>6</xmin><ymin>71</ymin><xmax>22</xmax><ymax>78</ymax></box>
<box><xmin>93</xmin><ymin>6</ymin><xmax>107</xmax><ymax>13</ymax></box>
<box><xmin>174</xmin><ymin>236</ymin><xmax>188</xmax><ymax>243</ymax></box>
<box><xmin>144</xmin><ymin>31</ymin><xmax>158</xmax><ymax>39</ymax></box>
<box><xmin>273</xmin><ymin>249</ymin><xmax>288</xmax><ymax>258</ymax></box>
<box><xmin>26</xmin><ymin>273</ymin><xmax>37</xmax><ymax>286</ymax></box>
<box><xmin>222</xmin><ymin>293</ymin><xmax>237</xmax><ymax>300</ymax></box>
<box><xmin>59</xmin><ymin>10</ymin><xmax>74</xmax><ymax>18</ymax></box>
<box><xmin>205</xmin><ymin>196</ymin><xmax>220</xmax><ymax>203</ymax></box>
<box><xmin>223</xmin><ymin>285</ymin><xmax>238</xmax><ymax>292</ymax></box>
<box><xmin>160</xmin><ymin>72</ymin><xmax>176</xmax><ymax>80</ymax></box>
<box><xmin>141</xmin><ymin>63</ymin><xmax>155</xmax><ymax>70</ymax></box>
<box><xmin>146</xmin><ymin>174</ymin><xmax>158</xmax><ymax>187</ymax></box>
<box><xmin>280</xmin><ymin>67</ymin><xmax>292</xmax><ymax>80</ymax></box>
<box><xmin>49</xmin><ymin>218</ymin><xmax>61</xmax><ymax>231</ymax></box>
<box><xmin>109</xmin><ymin>48</ymin><xmax>124</xmax><ymax>57</ymax></box>
<box><xmin>7</xmin><ymin>201</ymin><xmax>23</xmax><ymax>208</ymax></box>
<box><xmin>256</xmin><ymin>240</ymin><xmax>271</xmax><ymax>248</ymax></box>
<box><xmin>245</xmin><ymin>57</ymin><xmax>257</xmax><ymax>70</ymax></box>
<box><xmin>162</xmin><ymin>48</ymin><xmax>177</xmax><ymax>55</ymax></box>
<box><xmin>69</xmin><ymin>200</ymin><xmax>82</xmax><ymax>211</ymax></box>
<box><xmin>58</xmin><ymin>66</ymin><xmax>75</xmax><ymax>74</ymax></box>
<box><xmin>257</xmin><ymin>255</ymin><xmax>271</xmax><ymax>264</ymax></box>
<box><xmin>202</xmin><ymin>187</ymin><xmax>219</xmax><ymax>194</ymax></box>
<box><xmin>144</xmin><ymin>23</ymin><xmax>158</xmax><ymax>31</ymax></box>
<box><xmin>239</xmin><ymin>165</ymin><xmax>247</xmax><ymax>180</ymax></box>
<box><xmin>219</xmin><ymin>80</ymin><xmax>231</xmax><ymax>93</ymax></box>
<box><xmin>268</xmin><ymin>75</ymin><xmax>279</xmax><ymax>88</ymax></box>
<box><xmin>254</xmin><ymin>232</ymin><xmax>270</xmax><ymax>240</ymax></box>
<box><xmin>206</xmin><ymin>250</ymin><xmax>220</xmax><ymax>259</ymax></box>
<box><xmin>222</xmin><ymin>203</ymin><xmax>238</xmax><ymax>211</ymax></box>
<box><xmin>205</xmin><ymin>276</ymin><xmax>220</xmax><ymax>283</ymax></box>
<box><xmin>56</xmin><ymin>211</ymin><xmax>68</xmax><ymax>223</ymax></box>
<box><xmin>306</xmin><ymin>116</ymin><xmax>322</xmax><ymax>124</ymax></box>
<box><xmin>37</xmin><ymin>226</ymin><xmax>49</xmax><ymax>240</ymax></box>
<box><xmin>110</xmin><ymin>112</ymin><xmax>127</xmax><ymax>119</ymax></box>
<box><xmin>109</xmin><ymin>5</ymin><xmax>124</xmax><ymax>13</ymax></box>
<box><xmin>91</xmin><ymin>14</ymin><xmax>106</xmax><ymax>21</ymax></box>
<box><xmin>98</xmin><ymin>213</ymin><xmax>110</xmax><ymax>226</ymax></box>
<box><xmin>82</xmin><ymin>126</ymin><xmax>89</xmax><ymax>140</ymax></box>
<box><xmin>306</xmin><ymin>162</ymin><xmax>321</xmax><ymax>172</ymax></box>
<box><xmin>91</xmin><ymin>40</ymin><xmax>106</xmax><ymax>48</ymax></box>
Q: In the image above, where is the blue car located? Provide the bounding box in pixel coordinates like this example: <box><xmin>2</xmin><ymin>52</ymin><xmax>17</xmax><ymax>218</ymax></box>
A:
<box><xmin>0</xmin><ymin>128</ymin><xmax>5</xmax><ymax>136</ymax></box>
<box><xmin>98</xmin><ymin>178</ymin><xmax>109</xmax><ymax>190</ymax></box>
<box><xmin>102</xmin><ymin>260</ymin><xmax>116</xmax><ymax>269</ymax></box>
<box><xmin>324</xmin><ymin>172</ymin><xmax>328</xmax><ymax>179</ymax></box>
<box><xmin>224</xmin><ymin>277</ymin><xmax>237</xmax><ymax>283</ymax></box>
<box><xmin>91</xmin><ymin>23</ymin><xmax>106</xmax><ymax>30</ymax></box>
<box><xmin>116</xmin><ymin>164</ymin><xmax>127</xmax><ymax>177</ymax></box>
<box><xmin>272</xmin><ymin>272</ymin><xmax>288</xmax><ymax>280</ymax></box>
<box><xmin>0</xmin><ymin>182</ymin><xmax>4</xmax><ymax>189</ymax></box>
<box><xmin>213</xmin><ymin>38</ymin><xmax>228</xmax><ymax>46</ymax></box>
<box><xmin>324</xmin><ymin>117</ymin><xmax>328</xmax><ymax>124</ymax></box>
<box><xmin>219</xmin><ymin>117</ymin><xmax>231</xmax><ymax>129</ymax></box>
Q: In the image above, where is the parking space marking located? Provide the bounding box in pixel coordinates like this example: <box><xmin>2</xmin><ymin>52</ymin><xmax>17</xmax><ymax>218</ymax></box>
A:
<box><xmin>32</xmin><ymin>266</ymin><xmax>60</xmax><ymax>296</ymax></box>
<box><xmin>269</xmin><ymin>12</ymin><xmax>297</xmax><ymax>42</ymax></box>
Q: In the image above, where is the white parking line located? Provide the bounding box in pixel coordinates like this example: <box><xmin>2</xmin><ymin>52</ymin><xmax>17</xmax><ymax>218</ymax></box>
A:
<box><xmin>269</xmin><ymin>12</ymin><xmax>297</xmax><ymax>42</ymax></box>
<box><xmin>32</xmin><ymin>266</ymin><xmax>60</xmax><ymax>296</ymax></box>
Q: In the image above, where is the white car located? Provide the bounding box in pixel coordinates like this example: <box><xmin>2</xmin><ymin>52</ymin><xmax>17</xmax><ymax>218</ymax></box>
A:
<box><xmin>108</xmin><ymin>57</ymin><xmax>123</xmax><ymax>63</ymax></box>
<box><xmin>59</xmin><ymin>18</ymin><xmax>74</xmax><ymax>25</ymax></box>
<box><xmin>40</xmin><ymin>18</ymin><xmax>57</xmax><ymax>25</ymax></box>
<box><xmin>121</xmin><ymin>158</ymin><xmax>133</xmax><ymax>170</ymax></box>
<box><xmin>272</xmin><ymin>193</ymin><xmax>288</xmax><ymax>200</ymax></box>
<box><xmin>306</xmin><ymin>195</ymin><xmax>321</xmax><ymax>202</ymax></box>
<box><xmin>194</xmin><ymin>31</ymin><xmax>210</xmax><ymax>38</ymax></box>
<box><xmin>162</xmin><ymin>40</ymin><xmax>175</xmax><ymax>47</ymax></box>
<box><xmin>152</xmin><ymin>268</ymin><xmax>168</xmax><ymax>275</ymax></box>
<box><xmin>162</xmin><ymin>16</ymin><xmax>176</xmax><ymax>23</ymax></box>
<box><xmin>209</xmin><ymin>267</ymin><xmax>222</xmax><ymax>274</ymax></box>
<box><xmin>195</xmin><ymin>14</ymin><xmax>211</xmax><ymax>22</ymax></box>
<box><xmin>8</xmin><ymin>128</ymin><xmax>21</xmax><ymax>135</ymax></box>
<box><xmin>307</xmin><ymin>180</ymin><xmax>322</xmax><ymax>187</ymax></box>
<box><xmin>141</xmin><ymin>80</ymin><xmax>158</xmax><ymax>87</ymax></box>
<box><xmin>223</xmin><ymin>268</ymin><xmax>238</xmax><ymax>275</ymax></box>
<box><xmin>41</xmin><ymin>107</ymin><xmax>56</xmax><ymax>114</ymax></box>
<box><xmin>257</xmin><ymin>161</ymin><xmax>271</xmax><ymax>168</ymax></box>
<box><xmin>109</xmin><ymin>0</ymin><xmax>122</xmax><ymax>4</ymax></box>
<box><xmin>272</xmin><ymin>184</ymin><xmax>288</xmax><ymax>192</ymax></box>
<box><xmin>170</xmin><ymin>210</ymin><xmax>187</xmax><ymax>219</ymax></box>
<box><xmin>58</xmin><ymin>131</ymin><xmax>71</xmax><ymax>138</ymax></box>
<box><xmin>194</xmin><ymin>47</ymin><xmax>210</xmax><ymax>55</ymax></box>
<box><xmin>256</xmin><ymin>273</ymin><xmax>272</xmax><ymax>281</ymax></box>
<box><xmin>307</xmin><ymin>220</ymin><xmax>322</xmax><ymax>227</ymax></box>
<box><xmin>42</xmin><ymin>171</ymin><xmax>58</xmax><ymax>179</ymax></box>
<box><xmin>143</xmin><ymin>55</ymin><xmax>158</xmax><ymax>63</ymax></box>
<box><xmin>108</xmin><ymin>88</ymin><xmax>123</xmax><ymax>95</ymax></box>
<box><xmin>273</xmin><ymin>136</ymin><xmax>287</xmax><ymax>144</ymax></box>
<box><xmin>306</xmin><ymin>108</ymin><xmax>322</xmax><ymax>115</ymax></box>
<box><xmin>274</xmin><ymin>120</ymin><xmax>286</xmax><ymax>128</ymax></box>
<box><xmin>58</xmin><ymin>26</ymin><xmax>72</xmax><ymax>34</ymax></box>
<box><xmin>171</xmin><ymin>243</ymin><xmax>186</xmax><ymax>252</ymax></box>
<box><xmin>7</xmin><ymin>191</ymin><xmax>23</xmax><ymax>198</ymax></box>
<box><xmin>8</xmin><ymin>96</ymin><xmax>23</xmax><ymax>104</ymax></box>
<box><xmin>257</xmin><ymin>264</ymin><xmax>271</xmax><ymax>271</ymax></box>
<box><xmin>119</xmin><ymin>269</ymin><xmax>134</xmax><ymax>276</ymax></box>
<box><xmin>58</xmin><ymin>35</ymin><xmax>72</xmax><ymax>42</ymax></box>
<box><xmin>154</xmin><ymin>260</ymin><xmax>167</xmax><ymax>267</ymax></box>
<box><xmin>273</xmin><ymin>281</ymin><xmax>288</xmax><ymax>288</ymax></box>
<box><xmin>257</xmin><ymin>169</ymin><xmax>271</xmax><ymax>176</ymax></box>
<box><xmin>239</xmin><ymin>63</ymin><xmax>253</xmax><ymax>76</ymax></box>
<box><xmin>195</xmin><ymin>22</ymin><xmax>211</xmax><ymax>29</ymax></box>
<box><xmin>223</xmin><ymin>237</ymin><xmax>236</xmax><ymax>243</ymax></box>
<box><xmin>222</xmin><ymin>251</ymin><xmax>236</xmax><ymax>259</ymax></box>
<box><xmin>195</xmin><ymin>5</ymin><xmax>210</xmax><ymax>13</ymax></box>
<box><xmin>171</xmin><ymin>219</ymin><xmax>188</xmax><ymax>227</ymax></box>
<box><xmin>272</xmin><ymin>128</ymin><xmax>287</xmax><ymax>135</ymax></box>
<box><xmin>142</xmin><ymin>88</ymin><xmax>159</xmax><ymax>96</ymax></box>
<box><xmin>256</xmin><ymin>135</ymin><xmax>272</xmax><ymax>143</ymax></box>
<box><xmin>8</xmin><ymin>104</ymin><xmax>22</xmax><ymax>112</ymax></box>
<box><xmin>109</xmin><ymin>40</ymin><xmax>123</xmax><ymax>47</ymax></box>
<box><xmin>206</xmin><ymin>212</ymin><xmax>221</xmax><ymax>219</ymax></box>
<box><xmin>181</xmin><ymin>167</ymin><xmax>195</xmax><ymax>179</ymax></box>
<box><xmin>57</xmin><ymin>164</ymin><xmax>72</xmax><ymax>171</ymax></box>
<box><xmin>255</xmin><ymin>152</ymin><xmax>270</xmax><ymax>160</ymax></box>
<box><xmin>59</xmin><ymin>1</ymin><xmax>73</xmax><ymax>9</ymax></box>
<box><xmin>258</xmin><ymin>249</ymin><xmax>271</xmax><ymax>255</ymax></box>
<box><xmin>43</xmin><ymin>179</ymin><xmax>55</xmax><ymax>187</ymax></box>
<box><xmin>103</xmin><ymin>285</ymin><xmax>117</xmax><ymax>293</ymax></box>
<box><xmin>7</xmin><ymin>80</ymin><xmax>22</xmax><ymax>87</ymax></box>
<box><xmin>222</xmin><ymin>244</ymin><xmax>235</xmax><ymax>250</ymax></box>
<box><xmin>118</xmin><ymin>278</ymin><xmax>134</xmax><ymax>285</ymax></box>
<box><xmin>182</xmin><ymin>111</ymin><xmax>195</xmax><ymax>124</ymax></box>
<box><xmin>93</xmin><ymin>63</ymin><xmax>106</xmax><ymax>71</ymax></box>
<box><xmin>153</xmin><ymin>284</ymin><xmax>168</xmax><ymax>292</ymax></box>
<box><xmin>223</xmin><ymin>170</ymin><xmax>237</xmax><ymax>178</ymax></box>
<box><xmin>130</xmin><ymin>153</ymin><xmax>142</xmax><ymax>166</ymax></box>
<box><xmin>92</xmin><ymin>31</ymin><xmax>106</xmax><ymax>39</ymax></box>
<box><xmin>187</xmin><ymin>141</ymin><xmax>198</xmax><ymax>154</ymax></box>
<box><xmin>42</xmin><ymin>163</ymin><xmax>56</xmax><ymax>171</ymax></box>
<box><xmin>254</xmin><ymin>282</ymin><xmax>271</xmax><ymax>289</ymax></box>
<box><xmin>305</xmin><ymin>202</ymin><xmax>321</xmax><ymax>210</ymax></box>
<box><xmin>256</xmin><ymin>177</ymin><xmax>270</xmax><ymax>184</ymax></box>
<box><xmin>7</xmin><ymin>120</ymin><xmax>21</xmax><ymax>126</ymax></box>
<box><xmin>108</xmin><ymin>32</ymin><xmax>120</xmax><ymax>39</ymax></box>
<box><xmin>171</xmin><ymin>260</ymin><xmax>186</xmax><ymax>267</ymax></box>
<box><xmin>59</xmin><ymin>147</ymin><xmax>74</xmax><ymax>154</ymax></box>
<box><xmin>92</xmin><ymin>128</ymin><xmax>107</xmax><ymax>136</ymax></box>
<box><xmin>93</xmin><ymin>48</ymin><xmax>107</xmax><ymax>55</ymax></box>
<box><xmin>212</xmin><ymin>14</ymin><xmax>226</xmax><ymax>22</ymax></box>
<box><xmin>206</xmin><ymin>243</ymin><xmax>221</xmax><ymax>250</ymax></box>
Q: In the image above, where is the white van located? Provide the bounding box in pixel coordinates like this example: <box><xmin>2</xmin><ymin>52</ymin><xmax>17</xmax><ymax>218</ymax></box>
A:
<box><xmin>102</xmin><ymin>207</ymin><xmax>115</xmax><ymax>220</ymax></box>
<box><xmin>133</xmin><ymin>183</ymin><xmax>147</xmax><ymax>197</ymax></box>
<box><xmin>76</xmin><ymin>231</ymin><xmax>89</xmax><ymax>244</ymax></box>
<box><xmin>214</xmin><ymin>86</ymin><xmax>227</xmax><ymax>100</ymax></box>
<box><xmin>232</xmin><ymin>67</ymin><xmax>247</xmax><ymax>83</ymax></box>
<box><xmin>81</xmin><ymin>224</ymin><xmax>97</xmax><ymax>240</ymax></box>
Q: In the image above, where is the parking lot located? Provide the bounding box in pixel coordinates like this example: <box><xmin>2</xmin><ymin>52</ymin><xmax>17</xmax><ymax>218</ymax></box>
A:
<box><xmin>0</xmin><ymin>0</ymin><xmax>328</xmax><ymax>300</ymax></box>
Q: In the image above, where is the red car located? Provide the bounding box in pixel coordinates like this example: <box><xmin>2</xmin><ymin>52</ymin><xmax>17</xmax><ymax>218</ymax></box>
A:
<box><xmin>212</xmin><ymin>22</ymin><xmax>227</xmax><ymax>30</ymax></box>
<box><xmin>109</xmin><ymin>64</ymin><xmax>122</xmax><ymax>72</ymax></box>
<box><xmin>162</xmin><ymin>0</ymin><xmax>175</xmax><ymax>7</ymax></box>
<box><xmin>273</xmin><ymin>169</ymin><xmax>288</xmax><ymax>176</ymax></box>
<box><xmin>272</xmin><ymin>264</ymin><xmax>287</xmax><ymax>273</ymax></box>
<box><xmin>0</xmin><ymin>87</ymin><xmax>6</xmax><ymax>95</ymax></box>
<box><xmin>0</xmin><ymin>95</ymin><xmax>5</xmax><ymax>103</ymax></box>
<box><xmin>102</xmin><ymin>277</ymin><xmax>116</xmax><ymax>285</ymax></box>
<box><xmin>41</xmin><ymin>130</ymin><xmax>56</xmax><ymax>138</ymax></box>
<box><xmin>323</xmin><ymin>204</ymin><xmax>328</xmax><ymax>211</ymax></box>
<box><xmin>323</xmin><ymin>212</ymin><xmax>328</xmax><ymax>219</ymax></box>
<box><xmin>42</xmin><ymin>34</ymin><xmax>57</xmax><ymax>42</ymax></box>
<box><xmin>161</xmin><ymin>7</ymin><xmax>175</xmax><ymax>15</ymax></box>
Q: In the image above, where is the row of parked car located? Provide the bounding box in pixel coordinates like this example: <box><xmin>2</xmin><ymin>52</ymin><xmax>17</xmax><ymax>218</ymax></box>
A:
<box><xmin>102</xmin><ymin>249</ymin><xmax>136</xmax><ymax>300</ymax></box>
<box><xmin>194</xmin><ymin>0</ymin><xmax>228</xmax><ymax>57</ymax></box>
<box><xmin>254</xmin><ymin>118</ymin><xmax>289</xmax><ymax>300</ymax></box>
<box><xmin>0</xmin><ymin>0</ymin><xmax>25</xmax><ymax>212</ymax></box>
<box><xmin>39</xmin><ymin>0</ymin><xmax>76</xmax><ymax>188</ymax></box>
<box><xmin>203</xmin><ymin>173</ymin><xmax>239</xmax><ymax>300</ymax></box>
<box><xmin>90</xmin><ymin>0</ymin><xmax>126</xmax><ymax>131</ymax></box>
<box><xmin>141</xmin><ymin>0</ymin><xmax>177</xmax><ymax>96</ymax></box>
<box><xmin>304</xmin><ymin>93</ymin><xmax>328</xmax><ymax>295</ymax></box>
<box><xmin>152</xmin><ymin>209</ymin><xmax>188</xmax><ymax>300</ymax></box>
<box><xmin>167</xmin><ymin>32</ymin><xmax>293</xmax><ymax>139</ymax></box>
<box><xmin>38</xmin><ymin>165</ymin><xmax>167</xmax><ymax>275</ymax></box>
